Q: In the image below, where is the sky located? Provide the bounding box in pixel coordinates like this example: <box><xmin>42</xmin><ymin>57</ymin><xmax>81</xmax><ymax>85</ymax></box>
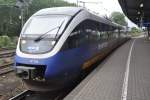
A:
<box><xmin>64</xmin><ymin>0</ymin><xmax>137</xmax><ymax>27</ymax></box>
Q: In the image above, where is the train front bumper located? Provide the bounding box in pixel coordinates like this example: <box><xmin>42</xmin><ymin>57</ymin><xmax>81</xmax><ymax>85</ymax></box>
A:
<box><xmin>15</xmin><ymin>65</ymin><xmax>46</xmax><ymax>81</ymax></box>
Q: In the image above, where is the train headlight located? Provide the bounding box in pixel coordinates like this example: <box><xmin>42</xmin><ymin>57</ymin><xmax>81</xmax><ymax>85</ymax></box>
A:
<box><xmin>21</xmin><ymin>40</ymin><xmax>26</xmax><ymax>44</ymax></box>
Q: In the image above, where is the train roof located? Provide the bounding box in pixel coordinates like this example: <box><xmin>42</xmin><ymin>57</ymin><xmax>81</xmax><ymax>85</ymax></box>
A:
<box><xmin>87</xmin><ymin>9</ymin><xmax>124</xmax><ymax>29</ymax></box>
<box><xmin>33</xmin><ymin>7</ymin><xmax>124</xmax><ymax>29</ymax></box>
<box><xmin>33</xmin><ymin>7</ymin><xmax>83</xmax><ymax>16</ymax></box>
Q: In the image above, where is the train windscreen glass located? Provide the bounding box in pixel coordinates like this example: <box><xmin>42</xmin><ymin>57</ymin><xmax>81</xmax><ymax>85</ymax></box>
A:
<box><xmin>20</xmin><ymin>15</ymin><xmax>69</xmax><ymax>54</ymax></box>
<box><xmin>23</xmin><ymin>15</ymin><xmax>68</xmax><ymax>36</ymax></box>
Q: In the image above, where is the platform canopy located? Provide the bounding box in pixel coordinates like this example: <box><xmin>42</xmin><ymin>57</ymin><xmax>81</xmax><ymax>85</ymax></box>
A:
<box><xmin>118</xmin><ymin>0</ymin><xmax>150</xmax><ymax>27</ymax></box>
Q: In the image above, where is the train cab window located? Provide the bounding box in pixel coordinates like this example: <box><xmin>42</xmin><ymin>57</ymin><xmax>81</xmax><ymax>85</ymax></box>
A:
<box><xmin>68</xmin><ymin>30</ymin><xmax>80</xmax><ymax>48</ymax></box>
<box><xmin>67</xmin><ymin>21</ymin><xmax>89</xmax><ymax>49</ymax></box>
<box><xmin>61</xmin><ymin>23</ymin><xmax>85</xmax><ymax>50</ymax></box>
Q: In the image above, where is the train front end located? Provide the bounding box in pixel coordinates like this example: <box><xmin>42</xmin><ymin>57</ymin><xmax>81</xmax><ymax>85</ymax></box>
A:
<box><xmin>14</xmin><ymin>8</ymin><xmax>74</xmax><ymax>91</ymax></box>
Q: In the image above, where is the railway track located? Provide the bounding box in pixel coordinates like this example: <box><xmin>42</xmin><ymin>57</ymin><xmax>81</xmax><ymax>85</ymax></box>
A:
<box><xmin>0</xmin><ymin>49</ymin><xmax>15</xmax><ymax>75</ymax></box>
<box><xmin>0</xmin><ymin>62</ymin><xmax>13</xmax><ymax>69</ymax></box>
<box><xmin>9</xmin><ymin>90</ymin><xmax>67</xmax><ymax>100</ymax></box>
<box><xmin>0</xmin><ymin>50</ymin><xmax>15</xmax><ymax>58</ymax></box>
<box><xmin>0</xmin><ymin>62</ymin><xmax>14</xmax><ymax>75</ymax></box>
<box><xmin>9</xmin><ymin>90</ymin><xmax>32</xmax><ymax>100</ymax></box>
<box><xmin>0</xmin><ymin>47</ymin><xmax>15</xmax><ymax>51</ymax></box>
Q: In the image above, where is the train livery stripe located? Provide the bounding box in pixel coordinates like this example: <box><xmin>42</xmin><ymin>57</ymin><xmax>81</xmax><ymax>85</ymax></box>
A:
<box><xmin>82</xmin><ymin>48</ymin><xmax>110</xmax><ymax>69</ymax></box>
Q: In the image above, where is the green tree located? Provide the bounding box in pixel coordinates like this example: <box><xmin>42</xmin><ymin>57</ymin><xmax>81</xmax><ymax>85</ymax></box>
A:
<box><xmin>131</xmin><ymin>27</ymin><xmax>141</xmax><ymax>33</ymax></box>
<box><xmin>111</xmin><ymin>12</ymin><xmax>128</xmax><ymax>26</ymax></box>
<box><xmin>130</xmin><ymin>27</ymin><xmax>141</xmax><ymax>36</ymax></box>
<box><xmin>0</xmin><ymin>0</ymin><xmax>76</xmax><ymax>36</ymax></box>
<box><xmin>0</xmin><ymin>0</ymin><xmax>16</xmax><ymax>4</ymax></box>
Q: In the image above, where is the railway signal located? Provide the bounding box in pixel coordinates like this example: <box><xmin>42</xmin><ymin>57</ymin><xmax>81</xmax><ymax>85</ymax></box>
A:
<box><xmin>76</xmin><ymin>1</ymin><xmax>110</xmax><ymax>16</ymax></box>
<box><xmin>15</xmin><ymin>0</ymin><xmax>33</xmax><ymax>28</ymax></box>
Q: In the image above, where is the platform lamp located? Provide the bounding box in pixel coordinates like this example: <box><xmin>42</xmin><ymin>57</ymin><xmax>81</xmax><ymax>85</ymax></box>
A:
<box><xmin>139</xmin><ymin>2</ymin><xmax>144</xmax><ymax>28</ymax></box>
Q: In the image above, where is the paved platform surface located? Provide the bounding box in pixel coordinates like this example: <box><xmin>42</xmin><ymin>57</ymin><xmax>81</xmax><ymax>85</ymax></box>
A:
<box><xmin>127</xmin><ymin>38</ymin><xmax>150</xmax><ymax>100</ymax></box>
<box><xmin>64</xmin><ymin>37</ymin><xmax>150</xmax><ymax>100</ymax></box>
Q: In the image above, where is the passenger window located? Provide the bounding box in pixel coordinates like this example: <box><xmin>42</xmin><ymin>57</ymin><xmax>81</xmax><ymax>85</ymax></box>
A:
<box><xmin>61</xmin><ymin>19</ymin><xmax>118</xmax><ymax>51</ymax></box>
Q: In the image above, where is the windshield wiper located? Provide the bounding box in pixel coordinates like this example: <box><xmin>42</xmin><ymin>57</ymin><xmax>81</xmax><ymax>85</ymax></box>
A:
<box><xmin>34</xmin><ymin>20</ymin><xmax>65</xmax><ymax>42</ymax></box>
<box><xmin>34</xmin><ymin>26</ymin><xmax>59</xmax><ymax>42</ymax></box>
<box><xmin>54</xmin><ymin>20</ymin><xmax>65</xmax><ymax>39</ymax></box>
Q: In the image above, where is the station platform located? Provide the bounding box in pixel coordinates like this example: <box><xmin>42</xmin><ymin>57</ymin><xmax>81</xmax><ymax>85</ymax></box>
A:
<box><xmin>64</xmin><ymin>37</ymin><xmax>150</xmax><ymax>100</ymax></box>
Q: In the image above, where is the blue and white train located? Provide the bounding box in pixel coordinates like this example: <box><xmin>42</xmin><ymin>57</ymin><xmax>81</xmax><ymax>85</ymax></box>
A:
<box><xmin>14</xmin><ymin>7</ymin><xmax>128</xmax><ymax>91</ymax></box>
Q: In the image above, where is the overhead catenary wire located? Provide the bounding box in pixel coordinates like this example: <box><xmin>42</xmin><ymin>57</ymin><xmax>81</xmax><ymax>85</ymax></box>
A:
<box><xmin>76</xmin><ymin>0</ymin><xmax>111</xmax><ymax>16</ymax></box>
